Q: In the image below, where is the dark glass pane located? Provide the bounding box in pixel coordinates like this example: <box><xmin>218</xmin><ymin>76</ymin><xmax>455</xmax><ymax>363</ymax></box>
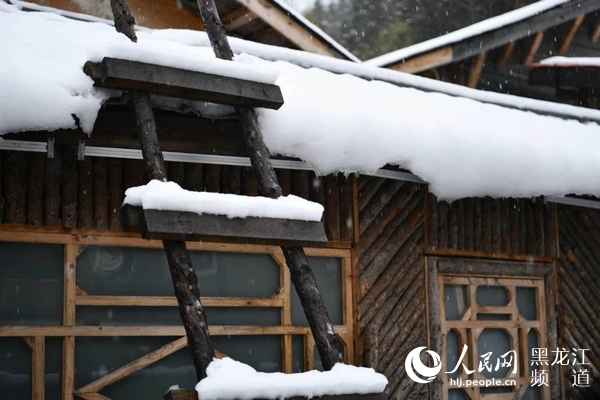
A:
<box><xmin>292</xmin><ymin>335</ymin><xmax>304</xmax><ymax>372</ymax></box>
<box><xmin>0</xmin><ymin>242</ymin><xmax>63</xmax><ymax>326</ymax></box>
<box><xmin>292</xmin><ymin>257</ymin><xmax>343</xmax><ymax>325</ymax></box>
<box><xmin>211</xmin><ymin>336</ymin><xmax>282</xmax><ymax>372</ymax></box>
<box><xmin>480</xmin><ymin>386</ymin><xmax>512</xmax><ymax>394</ymax></box>
<box><xmin>523</xmin><ymin>385</ymin><xmax>541</xmax><ymax>400</ymax></box>
<box><xmin>444</xmin><ymin>285</ymin><xmax>467</xmax><ymax>321</ymax></box>
<box><xmin>77</xmin><ymin>246</ymin><xmax>280</xmax><ymax>298</ymax></box>
<box><xmin>477</xmin><ymin>328</ymin><xmax>511</xmax><ymax>378</ymax></box>
<box><xmin>517</xmin><ymin>287</ymin><xmax>537</xmax><ymax>320</ymax></box>
<box><xmin>449</xmin><ymin>388</ymin><xmax>468</xmax><ymax>400</ymax></box>
<box><xmin>476</xmin><ymin>286</ymin><xmax>509</xmax><ymax>307</ymax></box>
<box><xmin>45</xmin><ymin>338</ymin><xmax>62</xmax><ymax>400</ymax></box>
<box><xmin>77</xmin><ymin>307</ymin><xmax>279</xmax><ymax>326</ymax></box>
<box><xmin>446</xmin><ymin>329</ymin><xmax>460</xmax><ymax>379</ymax></box>
<box><xmin>528</xmin><ymin>329</ymin><xmax>540</xmax><ymax>375</ymax></box>
<box><xmin>0</xmin><ymin>338</ymin><xmax>31</xmax><ymax>400</ymax></box>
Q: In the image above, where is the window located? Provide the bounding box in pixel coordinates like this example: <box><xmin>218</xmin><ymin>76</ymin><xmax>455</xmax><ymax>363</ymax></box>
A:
<box><xmin>440</xmin><ymin>275</ymin><xmax>550</xmax><ymax>400</ymax></box>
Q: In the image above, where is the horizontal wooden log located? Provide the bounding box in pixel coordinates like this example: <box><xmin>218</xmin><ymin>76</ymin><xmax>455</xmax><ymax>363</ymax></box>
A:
<box><xmin>84</xmin><ymin>58</ymin><xmax>284</xmax><ymax>109</ymax></box>
<box><xmin>122</xmin><ymin>204</ymin><xmax>328</xmax><ymax>247</ymax></box>
<box><xmin>529</xmin><ymin>65</ymin><xmax>600</xmax><ymax>89</ymax></box>
<box><xmin>75</xmin><ymin>295</ymin><xmax>283</xmax><ymax>307</ymax></box>
<box><xmin>164</xmin><ymin>389</ymin><xmax>386</xmax><ymax>400</ymax></box>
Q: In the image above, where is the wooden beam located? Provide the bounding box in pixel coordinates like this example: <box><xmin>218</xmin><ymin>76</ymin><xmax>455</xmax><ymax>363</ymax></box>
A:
<box><xmin>83</xmin><ymin>58</ymin><xmax>284</xmax><ymax>110</ymax></box>
<box><xmin>591</xmin><ymin>19</ymin><xmax>600</xmax><ymax>43</ymax></box>
<box><xmin>234</xmin><ymin>0</ymin><xmax>338</xmax><ymax>57</ymax></box>
<box><xmin>122</xmin><ymin>205</ymin><xmax>328</xmax><ymax>247</ymax></box>
<box><xmin>0</xmin><ymin>325</ymin><xmax>347</xmax><ymax>337</ymax></box>
<box><xmin>32</xmin><ymin>337</ymin><xmax>45</xmax><ymax>400</ymax></box>
<box><xmin>75</xmin><ymin>295</ymin><xmax>283</xmax><ymax>307</ymax></box>
<box><xmin>523</xmin><ymin>31</ymin><xmax>545</xmax><ymax>65</ymax></box>
<box><xmin>226</xmin><ymin>11</ymin><xmax>258</xmax><ymax>32</ymax></box>
<box><xmin>275</xmin><ymin>252</ymin><xmax>293</xmax><ymax>373</ymax></box>
<box><xmin>497</xmin><ymin>41</ymin><xmax>517</xmax><ymax>67</ymax></box>
<box><xmin>388</xmin><ymin>46</ymin><xmax>453</xmax><ymax>74</ymax></box>
<box><xmin>467</xmin><ymin>52</ymin><xmax>487</xmax><ymax>88</ymax></box>
<box><xmin>63</xmin><ymin>244</ymin><xmax>77</xmax><ymax>400</ymax></box>
<box><xmin>75</xmin><ymin>393</ymin><xmax>110</xmax><ymax>400</ymax></box>
<box><xmin>76</xmin><ymin>337</ymin><xmax>188</xmax><ymax>394</ymax></box>
<box><xmin>558</xmin><ymin>15</ymin><xmax>585</xmax><ymax>55</ymax></box>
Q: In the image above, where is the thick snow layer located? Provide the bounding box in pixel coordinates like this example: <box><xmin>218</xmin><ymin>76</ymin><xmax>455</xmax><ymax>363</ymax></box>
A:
<box><xmin>5</xmin><ymin>3</ymin><xmax>600</xmax><ymax>200</ymax></box>
<box><xmin>0</xmin><ymin>2</ymin><xmax>276</xmax><ymax>135</ymax></box>
<box><xmin>366</xmin><ymin>0</ymin><xmax>568</xmax><ymax>67</ymax></box>
<box><xmin>195</xmin><ymin>358</ymin><xmax>388</xmax><ymax>400</ymax></box>
<box><xmin>123</xmin><ymin>180</ymin><xmax>324</xmax><ymax>221</ymax></box>
<box><xmin>541</xmin><ymin>56</ymin><xmax>600</xmax><ymax>66</ymax></box>
<box><xmin>254</xmin><ymin>58</ymin><xmax>600</xmax><ymax>200</ymax></box>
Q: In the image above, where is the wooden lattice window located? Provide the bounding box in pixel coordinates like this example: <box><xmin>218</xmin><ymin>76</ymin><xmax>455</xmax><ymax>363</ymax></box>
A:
<box><xmin>439</xmin><ymin>275</ymin><xmax>550</xmax><ymax>400</ymax></box>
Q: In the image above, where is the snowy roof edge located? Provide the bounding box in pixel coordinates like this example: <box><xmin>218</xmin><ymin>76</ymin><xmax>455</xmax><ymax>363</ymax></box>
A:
<box><xmin>364</xmin><ymin>0</ymin><xmax>569</xmax><ymax>68</ymax></box>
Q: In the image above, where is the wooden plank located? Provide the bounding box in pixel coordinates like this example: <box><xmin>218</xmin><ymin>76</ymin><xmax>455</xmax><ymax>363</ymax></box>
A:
<box><xmin>84</xmin><ymin>58</ymin><xmax>284</xmax><ymax>110</ymax></box>
<box><xmin>226</xmin><ymin>11</ymin><xmax>258</xmax><ymax>32</ymax></box>
<box><xmin>524</xmin><ymin>31</ymin><xmax>545</xmax><ymax>65</ymax></box>
<box><xmin>291</xmin><ymin>170</ymin><xmax>310</xmax><ymax>200</ymax></box>
<box><xmin>241</xmin><ymin>166</ymin><xmax>258</xmax><ymax>196</ymax></box>
<box><xmin>75</xmin><ymin>295</ymin><xmax>284</xmax><ymax>307</ymax></box>
<box><xmin>77</xmin><ymin>157</ymin><xmax>94</xmax><ymax>229</ymax></box>
<box><xmin>498</xmin><ymin>41</ymin><xmax>516</xmax><ymax>67</ymax></box>
<box><xmin>75</xmin><ymin>393</ymin><xmax>110</xmax><ymax>400</ymax></box>
<box><xmin>529</xmin><ymin>65</ymin><xmax>600</xmax><ymax>89</ymax></box>
<box><xmin>0</xmin><ymin>325</ymin><xmax>347</xmax><ymax>337</ymax></box>
<box><xmin>185</xmin><ymin>163</ymin><xmax>204</xmax><ymax>192</ymax></box>
<box><xmin>62</xmin><ymin>145</ymin><xmax>78</xmax><ymax>228</ymax></box>
<box><xmin>165</xmin><ymin>390</ymin><xmax>386</xmax><ymax>400</ymax></box>
<box><xmin>92</xmin><ymin>157</ymin><xmax>109</xmax><ymax>230</ymax></box>
<box><xmin>27</xmin><ymin>153</ymin><xmax>45</xmax><ymax>226</ymax></box>
<box><xmin>276</xmin><ymin>251</ymin><xmax>293</xmax><ymax>373</ymax></box>
<box><xmin>591</xmin><ymin>19</ymin><xmax>600</xmax><ymax>43</ymax></box>
<box><xmin>467</xmin><ymin>52</ymin><xmax>487</xmax><ymax>88</ymax></box>
<box><xmin>204</xmin><ymin>164</ymin><xmax>221</xmax><ymax>192</ymax></box>
<box><xmin>387</xmin><ymin>46</ymin><xmax>453</xmax><ymax>74</ymax></box>
<box><xmin>76</xmin><ymin>337</ymin><xmax>188</xmax><ymax>394</ymax></box>
<box><xmin>339</xmin><ymin>174</ymin><xmax>354</xmax><ymax>242</ymax></box>
<box><xmin>221</xmin><ymin>165</ymin><xmax>241</xmax><ymax>194</ymax></box>
<box><xmin>276</xmin><ymin>169</ymin><xmax>291</xmax><ymax>196</ymax></box>
<box><xmin>32</xmin><ymin>337</ymin><xmax>45</xmax><ymax>400</ymax></box>
<box><xmin>63</xmin><ymin>244</ymin><xmax>77</xmax><ymax>400</ymax></box>
<box><xmin>558</xmin><ymin>15</ymin><xmax>586</xmax><ymax>55</ymax></box>
<box><xmin>44</xmin><ymin>145</ymin><xmax>62</xmax><ymax>227</ymax></box>
<box><xmin>305</xmin><ymin>333</ymin><xmax>315</xmax><ymax>371</ymax></box>
<box><xmin>63</xmin><ymin>336</ymin><xmax>75</xmax><ymax>400</ymax></box>
<box><xmin>167</xmin><ymin>161</ymin><xmax>186</xmax><ymax>187</ymax></box>
<box><xmin>3</xmin><ymin>151</ymin><xmax>28</xmax><ymax>224</ymax></box>
<box><xmin>108</xmin><ymin>158</ymin><xmax>123</xmax><ymax>230</ymax></box>
<box><xmin>122</xmin><ymin>205</ymin><xmax>328</xmax><ymax>247</ymax></box>
<box><xmin>342</xmin><ymin>256</ymin><xmax>354</xmax><ymax>364</ymax></box>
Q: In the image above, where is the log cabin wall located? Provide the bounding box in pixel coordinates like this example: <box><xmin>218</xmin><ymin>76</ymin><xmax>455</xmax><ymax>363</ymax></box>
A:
<box><xmin>557</xmin><ymin>204</ymin><xmax>600</xmax><ymax>399</ymax></box>
<box><xmin>0</xmin><ymin>149</ymin><xmax>355</xmax><ymax>245</ymax></box>
<box><xmin>356</xmin><ymin>177</ymin><xmax>427</xmax><ymax>400</ymax></box>
<box><xmin>427</xmin><ymin>193</ymin><xmax>557</xmax><ymax>258</ymax></box>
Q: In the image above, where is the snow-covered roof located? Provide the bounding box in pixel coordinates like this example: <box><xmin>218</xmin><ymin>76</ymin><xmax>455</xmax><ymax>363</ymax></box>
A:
<box><xmin>365</xmin><ymin>0</ymin><xmax>569</xmax><ymax>68</ymax></box>
<box><xmin>3</xmin><ymin>2</ymin><xmax>600</xmax><ymax>200</ymax></box>
<box><xmin>541</xmin><ymin>56</ymin><xmax>600</xmax><ymax>66</ymax></box>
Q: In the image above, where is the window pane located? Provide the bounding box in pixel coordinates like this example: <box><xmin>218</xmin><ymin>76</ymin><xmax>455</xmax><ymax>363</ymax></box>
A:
<box><xmin>0</xmin><ymin>242</ymin><xmax>63</xmax><ymax>326</ymax></box>
<box><xmin>517</xmin><ymin>287</ymin><xmax>537</xmax><ymax>320</ymax></box>
<box><xmin>292</xmin><ymin>257</ymin><xmax>343</xmax><ymax>325</ymax></box>
<box><xmin>476</xmin><ymin>285</ymin><xmax>508</xmax><ymax>307</ymax></box>
<box><xmin>449</xmin><ymin>388</ymin><xmax>469</xmax><ymax>400</ymax></box>
<box><xmin>444</xmin><ymin>285</ymin><xmax>467</xmax><ymax>321</ymax></box>
<box><xmin>477</xmin><ymin>328</ymin><xmax>511</xmax><ymax>378</ymax></box>
<box><xmin>0</xmin><ymin>338</ymin><xmax>31</xmax><ymax>400</ymax></box>
<box><xmin>446</xmin><ymin>329</ymin><xmax>460</xmax><ymax>379</ymax></box>
<box><xmin>292</xmin><ymin>335</ymin><xmax>304</xmax><ymax>372</ymax></box>
<box><xmin>77</xmin><ymin>246</ymin><xmax>280</xmax><ymax>298</ymax></box>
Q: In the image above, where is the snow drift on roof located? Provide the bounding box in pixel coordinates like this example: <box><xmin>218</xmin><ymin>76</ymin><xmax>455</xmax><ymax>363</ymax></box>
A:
<box><xmin>541</xmin><ymin>56</ymin><xmax>600</xmax><ymax>66</ymax></box>
<box><xmin>365</xmin><ymin>0</ymin><xmax>568</xmax><ymax>67</ymax></box>
<box><xmin>124</xmin><ymin>180</ymin><xmax>324</xmax><ymax>221</ymax></box>
<box><xmin>3</xmin><ymin>2</ymin><xmax>600</xmax><ymax>200</ymax></box>
<box><xmin>195</xmin><ymin>358</ymin><xmax>387</xmax><ymax>400</ymax></box>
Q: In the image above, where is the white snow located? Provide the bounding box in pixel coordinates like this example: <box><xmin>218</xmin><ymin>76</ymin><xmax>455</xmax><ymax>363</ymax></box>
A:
<box><xmin>123</xmin><ymin>180</ymin><xmax>324</xmax><ymax>221</ymax></box>
<box><xmin>195</xmin><ymin>358</ymin><xmax>388</xmax><ymax>400</ymax></box>
<box><xmin>365</xmin><ymin>0</ymin><xmax>569</xmax><ymax>67</ymax></box>
<box><xmin>5</xmin><ymin>3</ymin><xmax>600</xmax><ymax>200</ymax></box>
<box><xmin>0</xmin><ymin>1</ymin><xmax>276</xmax><ymax>135</ymax></box>
<box><xmin>541</xmin><ymin>56</ymin><xmax>600</xmax><ymax>66</ymax></box>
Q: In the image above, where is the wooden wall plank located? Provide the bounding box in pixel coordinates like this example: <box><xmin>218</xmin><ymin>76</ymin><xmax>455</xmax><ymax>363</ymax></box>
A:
<box><xmin>339</xmin><ymin>174</ymin><xmax>355</xmax><ymax>242</ymax></box>
<box><xmin>3</xmin><ymin>151</ymin><xmax>28</xmax><ymax>224</ymax></box>
<box><xmin>77</xmin><ymin>157</ymin><xmax>94</xmax><ymax>229</ymax></box>
<box><xmin>108</xmin><ymin>158</ymin><xmax>123</xmax><ymax>231</ymax></box>
<box><xmin>62</xmin><ymin>146</ymin><xmax>78</xmax><ymax>228</ymax></box>
<box><xmin>44</xmin><ymin>146</ymin><xmax>62</xmax><ymax>227</ymax></box>
<box><xmin>27</xmin><ymin>153</ymin><xmax>45</xmax><ymax>226</ymax></box>
<box><xmin>185</xmin><ymin>163</ymin><xmax>204</xmax><ymax>192</ymax></box>
<box><xmin>325</xmin><ymin>174</ymin><xmax>340</xmax><ymax>242</ymax></box>
<box><xmin>167</xmin><ymin>161</ymin><xmax>186</xmax><ymax>187</ymax></box>
<box><xmin>276</xmin><ymin>169</ymin><xmax>291</xmax><ymax>196</ymax></box>
<box><xmin>92</xmin><ymin>157</ymin><xmax>109</xmax><ymax>230</ymax></box>
<box><xmin>32</xmin><ymin>337</ymin><xmax>45</xmax><ymax>400</ymax></box>
<box><xmin>204</xmin><ymin>164</ymin><xmax>220</xmax><ymax>192</ymax></box>
<box><xmin>221</xmin><ymin>165</ymin><xmax>241</xmax><ymax>194</ymax></box>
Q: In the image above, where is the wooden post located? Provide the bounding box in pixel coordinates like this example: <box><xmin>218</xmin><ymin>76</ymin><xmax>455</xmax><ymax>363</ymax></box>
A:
<box><xmin>108</xmin><ymin>2</ymin><xmax>215</xmax><ymax>381</ymax></box>
<box><xmin>195</xmin><ymin>0</ymin><xmax>344</xmax><ymax>370</ymax></box>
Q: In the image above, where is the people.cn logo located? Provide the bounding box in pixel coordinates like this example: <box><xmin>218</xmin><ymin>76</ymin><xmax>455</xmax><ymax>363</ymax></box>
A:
<box><xmin>405</xmin><ymin>347</ymin><xmax>442</xmax><ymax>384</ymax></box>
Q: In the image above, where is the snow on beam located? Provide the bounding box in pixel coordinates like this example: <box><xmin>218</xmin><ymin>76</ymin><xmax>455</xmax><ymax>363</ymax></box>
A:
<box><xmin>122</xmin><ymin>205</ymin><xmax>329</xmax><ymax>247</ymax></box>
<box><xmin>84</xmin><ymin>58</ymin><xmax>284</xmax><ymax>110</ymax></box>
